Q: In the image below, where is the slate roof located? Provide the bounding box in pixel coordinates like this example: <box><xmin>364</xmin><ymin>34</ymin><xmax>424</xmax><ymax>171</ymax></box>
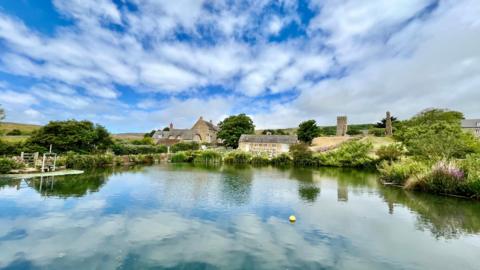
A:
<box><xmin>154</xmin><ymin>129</ymin><xmax>193</xmax><ymax>140</ymax></box>
<box><xmin>461</xmin><ymin>119</ymin><xmax>480</xmax><ymax>128</ymax></box>
<box><xmin>239</xmin><ymin>135</ymin><xmax>298</xmax><ymax>144</ymax></box>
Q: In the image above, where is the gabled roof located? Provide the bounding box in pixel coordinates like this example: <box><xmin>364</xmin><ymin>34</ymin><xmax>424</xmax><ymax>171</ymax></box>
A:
<box><xmin>461</xmin><ymin>119</ymin><xmax>480</xmax><ymax>128</ymax></box>
<box><xmin>155</xmin><ymin>129</ymin><xmax>194</xmax><ymax>140</ymax></box>
<box><xmin>239</xmin><ymin>134</ymin><xmax>298</xmax><ymax>144</ymax></box>
<box><xmin>194</xmin><ymin>118</ymin><xmax>219</xmax><ymax>131</ymax></box>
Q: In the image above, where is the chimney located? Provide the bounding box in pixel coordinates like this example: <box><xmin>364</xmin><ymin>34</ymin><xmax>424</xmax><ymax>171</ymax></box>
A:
<box><xmin>169</xmin><ymin>123</ymin><xmax>173</xmax><ymax>130</ymax></box>
<box><xmin>199</xmin><ymin>116</ymin><xmax>203</xmax><ymax>121</ymax></box>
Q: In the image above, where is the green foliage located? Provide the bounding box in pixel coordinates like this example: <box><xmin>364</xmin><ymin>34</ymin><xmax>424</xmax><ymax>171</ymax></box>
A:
<box><xmin>407</xmin><ymin>108</ymin><xmax>464</xmax><ymax>126</ymax></box>
<box><xmin>130</xmin><ymin>137</ymin><xmax>154</xmax><ymax>145</ymax></box>
<box><xmin>111</xmin><ymin>143</ymin><xmax>167</xmax><ymax>155</ymax></box>
<box><xmin>368</xmin><ymin>127</ymin><xmax>386</xmax><ymax>137</ymax></box>
<box><xmin>318</xmin><ymin>126</ymin><xmax>336</xmax><ymax>136</ymax></box>
<box><xmin>144</xmin><ymin>130</ymin><xmax>156</xmax><ymax>138</ymax></box>
<box><xmin>193</xmin><ymin>150</ymin><xmax>222</xmax><ymax>164</ymax></box>
<box><xmin>217</xmin><ymin>114</ymin><xmax>255</xmax><ymax>148</ymax></box>
<box><xmin>297</xmin><ymin>120</ymin><xmax>320</xmax><ymax>144</ymax></box>
<box><xmin>411</xmin><ymin>161</ymin><xmax>469</xmax><ymax>197</ymax></box>
<box><xmin>316</xmin><ymin>141</ymin><xmax>374</xmax><ymax>168</ymax></box>
<box><xmin>171</xmin><ymin>152</ymin><xmax>188</xmax><ymax>163</ymax></box>
<box><xmin>64</xmin><ymin>153</ymin><xmax>163</xmax><ymax>169</ymax></box>
<box><xmin>163</xmin><ymin>127</ymin><xmax>170</xmax><ymax>131</ymax></box>
<box><xmin>170</xmin><ymin>142</ymin><xmax>200</xmax><ymax>153</ymax></box>
<box><xmin>376</xmin><ymin>144</ymin><xmax>404</xmax><ymax>162</ymax></box>
<box><xmin>397</xmin><ymin>121</ymin><xmax>480</xmax><ymax>161</ymax></box>
<box><xmin>27</xmin><ymin>120</ymin><xmax>113</xmax><ymax>153</ymax></box>
<box><xmin>290</xmin><ymin>143</ymin><xmax>316</xmax><ymax>166</ymax></box>
<box><xmin>271</xmin><ymin>153</ymin><xmax>292</xmax><ymax>165</ymax></box>
<box><xmin>250</xmin><ymin>155</ymin><xmax>270</xmax><ymax>165</ymax></box>
<box><xmin>0</xmin><ymin>158</ymin><xmax>19</xmax><ymax>174</ymax></box>
<box><xmin>261</xmin><ymin>129</ymin><xmax>286</xmax><ymax>135</ymax></box>
<box><xmin>6</xmin><ymin>129</ymin><xmax>22</xmax><ymax>136</ymax></box>
<box><xmin>224</xmin><ymin>151</ymin><xmax>252</xmax><ymax>164</ymax></box>
<box><xmin>0</xmin><ymin>139</ymin><xmax>48</xmax><ymax>156</ymax></box>
<box><xmin>375</xmin><ymin>115</ymin><xmax>398</xmax><ymax>128</ymax></box>
<box><xmin>377</xmin><ymin>159</ymin><xmax>428</xmax><ymax>185</ymax></box>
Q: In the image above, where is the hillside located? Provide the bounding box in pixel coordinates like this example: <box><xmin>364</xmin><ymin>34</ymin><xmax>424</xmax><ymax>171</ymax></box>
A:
<box><xmin>0</xmin><ymin>122</ymin><xmax>42</xmax><ymax>134</ymax></box>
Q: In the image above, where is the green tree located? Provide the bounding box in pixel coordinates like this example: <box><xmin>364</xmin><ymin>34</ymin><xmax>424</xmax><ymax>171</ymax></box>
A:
<box><xmin>297</xmin><ymin>120</ymin><xmax>320</xmax><ymax>144</ymax></box>
<box><xmin>27</xmin><ymin>120</ymin><xmax>113</xmax><ymax>153</ymax></box>
<box><xmin>375</xmin><ymin>115</ymin><xmax>398</xmax><ymax>128</ymax></box>
<box><xmin>408</xmin><ymin>108</ymin><xmax>463</xmax><ymax>126</ymax></box>
<box><xmin>261</xmin><ymin>129</ymin><xmax>287</xmax><ymax>135</ymax></box>
<box><xmin>400</xmin><ymin>122</ymin><xmax>480</xmax><ymax>161</ymax></box>
<box><xmin>144</xmin><ymin>130</ymin><xmax>156</xmax><ymax>138</ymax></box>
<box><xmin>217</xmin><ymin>114</ymin><xmax>255</xmax><ymax>148</ymax></box>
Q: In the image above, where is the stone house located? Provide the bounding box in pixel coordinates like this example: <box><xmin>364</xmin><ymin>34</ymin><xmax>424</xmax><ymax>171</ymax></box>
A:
<box><xmin>461</xmin><ymin>119</ymin><xmax>480</xmax><ymax>138</ymax></box>
<box><xmin>238</xmin><ymin>135</ymin><xmax>298</xmax><ymax>156</ymax></box>
<box><xmin>153</xmin><ymin>117</ymin><xmax>220</xmax><ymax>144</ymax></box>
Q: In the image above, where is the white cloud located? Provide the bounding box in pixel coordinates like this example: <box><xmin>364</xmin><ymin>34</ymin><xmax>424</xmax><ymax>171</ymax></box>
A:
<box><xmin>0</xmin><ymin>0</ymin><xmax>478</xmax><ymax>131</ymax></box>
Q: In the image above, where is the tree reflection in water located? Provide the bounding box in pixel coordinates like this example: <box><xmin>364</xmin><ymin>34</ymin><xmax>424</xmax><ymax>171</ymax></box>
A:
<box><xmin>380</xmin><ymin>186</ymin><xmax>480</xmax><ymax>239</ymax></box>
<box><xmin>220</xmin><ymin>165</ymin><xmax>253</xmax><ymax>206</ymax></box>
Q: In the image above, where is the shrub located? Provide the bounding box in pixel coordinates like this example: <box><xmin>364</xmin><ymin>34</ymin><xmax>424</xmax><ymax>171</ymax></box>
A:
<box><xmin>224</xmin><ymin>151</ymin><xmax>251</xmax><ymax>164</ymax></box>
<box><xmin>170</xmin><ymin>142</ymin><xmax>200</xmax><ymax>153</ymax></box>
<box><xmin>251</xmin><ymin>155</ymin><xmax>270</xmax><ymax>165</ymax></box>
<box><xmin>6</xmin><ymin>129</ymin><xmax>22</xmax><ymax>136</ymax></box>
<box><xmin>111</xmin><ymin>143</ymin><xmax>167</xmax><ymax>155</ymax></box>
<box><xmin>369</xmin><ymin>127</ymin><xmax>385</xmax><ymax>137</ymax></box>
<box><xmin>412</xmin><ymin>161</ymin><xmax>467</xmax><ymax>196</ymax></box>
<box><xmin>271</xmin><ymin>153</ymin><xmax>292</xmax><ymax>166</ymax></box>
<box><xmin>0</xmin><ymin>158</ymin><xmax>19</xmax><ymax>174</ymax></box>
<box><xmin>376</xmin><ymin>144</ymin><xmax>404</xmax><ymax>162</ymax></box>
<box><xmin>290</xmin><ymin>144</ymin><xmax>316</xmax><ymax>166</ymax></box>
<box><xmin>377</xmin><ymin>159</ymin><xmax>428</xmax><ymax>185</ymax></box>
<box><xmin>130</xmin><ymin>137</ymin><xmax>154</xmax><ymax>145</ymax></box>
<box><xmin>194</xmin><ymin>150</ymin><xmax>222</xmax><ymax>164</ymax></box>
<box><xmin>316</xmin><ymin>141</ymin><xmax>374</xmax><ymax>168</ymax></box>
<box><xmin>171</xmin><ymin>152</ymin><xmax>188</xmax><ymax>163</ymax></box>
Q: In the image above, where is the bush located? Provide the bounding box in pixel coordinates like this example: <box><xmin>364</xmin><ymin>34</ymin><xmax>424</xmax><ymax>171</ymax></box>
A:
<box><xmin>316</xmin><ymin>141</ymin><xmax>374</xmax><ymax>168</ymax></box>
<box><xmin>130</xmin><ymin>137</ymin><xmax>155</xmax><ymax>145</ymax></box>
<box><xmin>6</xmin><ymin>129</ymin><xmax>22</xmax><ymax>136</ymax></box>
<box><xmin>251</xmin><ymin>155</ymin><xmax>270</xmax><ymax>165</ymax></box>
<box><xmin>376</xmin><ymin>144</ymin><xmax>404</xmax><ymax>162</ymax></box>
<box><xmin>193</xmin><ymin>150</ymin><xmax>222</xmax><ymax>164</ymax></box>
<box><xmin>0</xmin><ymin>158</ymin><xmax>19</xmax><ymax>174</ymax></box>
<box><xmin>412</xmin><ymin>161</ymin><xmax>467</xmax><ymax>196</ymax></box>
<box><xmin>271</xmin><ymin>153</ymin><xmax>292</xmax><ymax>166</ymax></box>
<box><xmin>170</xmin><ymin>142</ymin><xmax>200</xmax><ymax>153</ymax></box>
<box><xmin>224</xmin><ymin>151</ymin><xmax>251</xmax><ymax>164</ymax></box>
<box><xmin>111</xmin><ymin>143</ymin><xmax>167</xmax><ymax>155</ymax></box>
<box><xmin>290</xmin><ymin>144</ymin><xmax>316</xmax><ymax>166</ymax></box>
<box><xmin>377</xmin><ymin>159</ymin><xmax>428</xmax><ymax>185</ymax></box>
<box><xmin>369</xmin><ymin>127</ymin><xmax>385</xmax><ymax>137</ymax></box>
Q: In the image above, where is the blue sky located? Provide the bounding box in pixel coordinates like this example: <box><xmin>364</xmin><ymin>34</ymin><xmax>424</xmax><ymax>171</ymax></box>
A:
<box><xmin>0</xmin><ymin>0</ymin><xmax>479</xmax><ymax>133</ymax></box>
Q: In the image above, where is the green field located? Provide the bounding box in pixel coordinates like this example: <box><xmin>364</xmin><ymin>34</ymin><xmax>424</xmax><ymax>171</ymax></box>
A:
<box><xmin>0</xmin><ymin>122</ymin><xmax>41</xmax><ymax>134</ymax></box>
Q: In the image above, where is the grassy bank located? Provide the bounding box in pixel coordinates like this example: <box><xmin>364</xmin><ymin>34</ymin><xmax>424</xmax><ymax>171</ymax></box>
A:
<box><xmin>378</xmin><ymin>155</ymin><xmax>480</xmax><ymax>199</ymax></box>
<box><xmin>0</xmin><ymin>153</ymin><xmax>168</xmax><ymax>173</ymax></box>
<box><xmin>171</xmin><ymin>140</ymin><xmax>376</xmax><ymax>168</ymax></box>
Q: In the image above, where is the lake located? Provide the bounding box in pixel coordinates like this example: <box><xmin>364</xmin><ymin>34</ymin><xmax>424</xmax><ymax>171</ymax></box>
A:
<box><xmin>1</xmin><ymin>164</ymin><xmax>479</xmax><ymax>269</ymax></box>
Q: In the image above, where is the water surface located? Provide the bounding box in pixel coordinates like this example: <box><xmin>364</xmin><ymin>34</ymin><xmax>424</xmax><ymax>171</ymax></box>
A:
<box><xmin>1</xmin><ymin>164</ymin><xmax>479</xmax><ymax>269</ymax></box>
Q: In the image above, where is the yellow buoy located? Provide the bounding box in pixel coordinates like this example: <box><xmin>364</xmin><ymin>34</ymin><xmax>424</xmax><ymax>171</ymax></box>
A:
<box><xmin>289</xmin><ymin>215</ymin><xmax>296</xmax><ymax>223</ymax></box>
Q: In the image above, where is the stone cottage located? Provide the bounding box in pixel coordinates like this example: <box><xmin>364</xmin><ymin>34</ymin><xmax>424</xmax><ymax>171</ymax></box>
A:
<box><xmin>238</xmin><ymin>134</ymin><xmax>298</xmax><ymax>156</ymax></box>
<box><xmin>461</xmin><ymin>119</ymin><xmax>480</xmax><ymax>138</ymax></box>
<box><xmin>153</xmin><ymin>117</ymin><xmax>220</xmax><ymax>144</ymax></box>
